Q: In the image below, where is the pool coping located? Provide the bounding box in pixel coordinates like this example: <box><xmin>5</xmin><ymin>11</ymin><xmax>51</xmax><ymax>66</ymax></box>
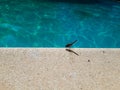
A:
<box><xmin>0</xmin><ymin>48</ymin><xmax>120</xmax><ymax>90</ymax></box>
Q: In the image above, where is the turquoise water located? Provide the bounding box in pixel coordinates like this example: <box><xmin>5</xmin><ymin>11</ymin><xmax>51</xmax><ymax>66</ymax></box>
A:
<box><xmin>0</xmin><ymin>0</ymin><xmax>120</xmax><ymax>47</ymax></box>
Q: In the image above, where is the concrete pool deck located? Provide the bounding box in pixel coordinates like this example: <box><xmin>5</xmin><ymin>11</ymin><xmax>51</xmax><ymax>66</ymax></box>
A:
<box><xmin>0</xmin><ymin>48</ymin><xmax>120</xmax><ymax>90</ymax></box>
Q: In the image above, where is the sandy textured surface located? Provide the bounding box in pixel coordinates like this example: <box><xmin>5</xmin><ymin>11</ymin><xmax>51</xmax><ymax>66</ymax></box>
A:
<box><xmin>0</xmin><ymin>48</ymin><xmax>120</xmax><ymax>90</ymax></box>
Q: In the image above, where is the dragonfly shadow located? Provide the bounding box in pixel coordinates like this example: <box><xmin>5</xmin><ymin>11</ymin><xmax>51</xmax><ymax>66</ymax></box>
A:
<box><xmin>66</xmin><ymin>49</ymin><xmax>79</xmax><ymax>56</ymax></box>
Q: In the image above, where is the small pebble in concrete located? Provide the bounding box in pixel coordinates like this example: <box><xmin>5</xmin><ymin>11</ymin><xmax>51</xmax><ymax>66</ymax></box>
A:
<box><xmin>102</xmin><ymin>51</ymin><xmax>105</xmax><ymax>54</ymax></box>
<box><xmin>88</xmin><ymin>59</ymin><xmax>90</xmax><ymax>62</ymax></box>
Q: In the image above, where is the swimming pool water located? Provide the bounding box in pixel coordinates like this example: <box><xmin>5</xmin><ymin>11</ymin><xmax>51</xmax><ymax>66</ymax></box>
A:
<box><xmin>0</xmin><ymin>0</ymin><xmax>120</xmax><ymax>47</ymax></box>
